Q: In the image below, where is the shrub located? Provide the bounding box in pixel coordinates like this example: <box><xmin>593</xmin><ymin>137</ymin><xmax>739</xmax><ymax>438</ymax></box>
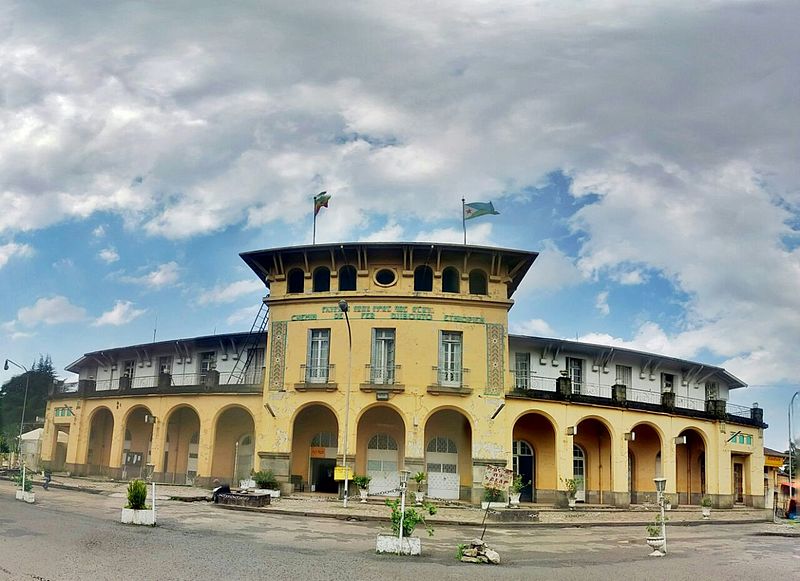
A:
<box><xmin>646</xmin><ymin>514</ymin><xmax>668</xmax><ymax>537</ymax></box>
<box><xmin>353</xmin><ymin>474</ymin><xmax>371</xmax><ymax>489</ymax></box>
<box><xmin>412</xmin><ymin>471</ymin><xmax>426</xmax><ymax>484</ymax></box>
<box><xmin>126</xmin><ymin>479</ymin><xmax>148</xmax><ymax>510</ymax></box>
<box><xmin>561</xmin><ymin>477</ymin><xmax>578</xmax><ymax>499</ymax></box>
<box><xmin>701</xmin><ymin>496</ymin><xmax>713</xmax><ymax>508</ymax></box>
<box><xmin>253</xmin><ymin>470</ymin><xmax>279</xmax><ymax>489</ymax></box>
<box><xmin>510</xmin><ymin>474</ymin><xmax>529</xmax><ymax>494</ymax></box>
<box><xmin>386</xmin><ymin>498</ymin><xmax>437</xmax><ymax>537</ymax></box>
<box><xmin>483</xmin><ymin>486</ymin><xmax>503</xmax><ymax>502</ymax></box>
<box><xmin>13</xmin><ymin>472</ymin><xmax>32</xmax><ymax>492</ymax></box>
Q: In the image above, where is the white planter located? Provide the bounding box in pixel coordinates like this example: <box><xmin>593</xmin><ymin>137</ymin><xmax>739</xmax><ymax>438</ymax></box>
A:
<box><xmin>121</xmin><ymin>507</ymin><xmax>156</xmax><ymax>526</ymax></box>
<box><xmin>702</xmin><ymin>506</ymin><xmax>711</xmax><ymax>519</ymax></box>
<box><xmin>568</xmin><ymin>497</ymin><xmax>577</xmax><ymax>509</ymax></box>
<box><xmin>481</xmin><ymin>501</ymin><xmax>505</xmax><ymax>510</ymax></box>
<box><xmin>359</xmin><ymin>488</ymin><xmax>369</xmax><ymax>503</ymax></box>
<box><xmin>376</xmin><ymin>534</ymin><xmax>421</xmax><ymax>556</ymax></box>
<box><xmin>414</xmin><ymin>491</ymin><xmax>425</xmax><ymax>505</ymax></box>
<box><xmin>509</xmin><ymin>492</ymin><xmax>521</xmax><ymax>507</ymax></box>
<box><xmin>239</xmin><ymin>479</ymin><xmax>256</xmax><ymax>489</ymax></box>
<box><xmin>15</xmin><ymin>490</ymin><xmax>35</xmax><ymax>503</ymax></box>
<box><xmin>646</xmin><ymin>536</ymin><xmax>665</xmax><ymax>557</ymax></box>
<box><xmin>265</xmin><ymin>489</ymin><xmax>281</xmax><ymax>498</ymax></box>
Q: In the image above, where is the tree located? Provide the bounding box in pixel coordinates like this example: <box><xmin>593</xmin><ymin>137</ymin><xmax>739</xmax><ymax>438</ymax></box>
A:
<box><xmin>783</xmin><ymin>443</ymin><xmax>799</xmax><ymax>476</ymax></box>
<box><xmin>0</xmin><ymin>355</ymin><xmax>57</xmax><ymax>444</ymax></box>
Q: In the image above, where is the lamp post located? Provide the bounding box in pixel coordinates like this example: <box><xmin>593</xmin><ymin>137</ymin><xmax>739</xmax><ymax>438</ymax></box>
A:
<box><xmin>338</xmin><ymin>300</ymin><xmax>353</xmax><ymax>508</ymax></box>
<box><xmin>654</xmin><ymin>477</ymin><xmax>667</xmax><ymax>555</ymax></box>
<box><xmin>4</xmin><ymin>359</ymin><xmax>30</xmax><ymax>469</ymax></box>
<box><xmin>790</xmin><ymin>391</ymin><xmax>799</xmax><ymax>506</ymax></box>
<box><xmin>397</xmin><ymin>469</ymin><xmax>411</xmax><ymax>553</ymax></box>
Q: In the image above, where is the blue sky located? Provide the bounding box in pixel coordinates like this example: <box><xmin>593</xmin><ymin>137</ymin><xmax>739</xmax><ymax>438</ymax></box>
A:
<box><xmin>1</xmin><ymin>1</ymin><xmax>799</xmax><ymax>450</ymax></box>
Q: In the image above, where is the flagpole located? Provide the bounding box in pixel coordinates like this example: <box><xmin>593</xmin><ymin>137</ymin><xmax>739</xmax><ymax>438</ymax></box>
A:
<box><xmin>462</xmin><ymin>197</ymin><xmax>467</xmax><ymax>245</ymax></box>
<box><xmin>312</xmin><ymin>194</ymin><xmax>317</xmax><ymax>245</ymax></box>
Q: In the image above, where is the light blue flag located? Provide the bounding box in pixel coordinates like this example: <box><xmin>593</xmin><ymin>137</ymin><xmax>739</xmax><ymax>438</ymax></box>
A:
<box><xmin>464</xmin><ymin>201</ymin><xmax>500</xmax><ymax>220</ymax></box>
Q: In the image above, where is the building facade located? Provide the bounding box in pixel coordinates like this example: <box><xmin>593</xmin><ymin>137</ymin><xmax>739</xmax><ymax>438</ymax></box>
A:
<box><xmin>42</xmin><ymin>242</ymin><xmax>767</xmax><ymax>507</ymax></box>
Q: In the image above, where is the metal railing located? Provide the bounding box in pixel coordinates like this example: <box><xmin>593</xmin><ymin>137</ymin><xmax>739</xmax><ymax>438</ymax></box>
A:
<box><xmin>510</xmin><ymin>371</ymin><xmax>557</xmax><ymax>392</ymax></box>
<box><xmin>627</xmin><ymin>386</ymin><xmax>662</xmax><ymax>405</ymax></box>
<box><xmin>726</xmin><ymin>402</ymin><xmax>751</xmax><ymax>418</ymax></box>
<box><xmin>299</xmin><ymin>364</ymin><xmax>336</xmax><ymax>384</ymax></box>
<box><xmin>432</xmin><ymin>366</ymin><xmax>470</xmax><ymax>389</ymax></box>
<box><xmin>88</xmin><ymin>369</ymin><xmax>264</xmax><ymax>391</ymax></box>
<box><xmin>675</xmin><ymin>394</ymin><xmax>706</xmax><ymax>411</ymax></box>
<box><xmin>363</xmin><ymin>364</ymin><xmax>401</xmax><ymax>385</ymax></box>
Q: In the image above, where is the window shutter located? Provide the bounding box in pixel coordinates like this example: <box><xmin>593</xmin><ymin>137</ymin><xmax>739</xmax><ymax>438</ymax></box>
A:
<box><xmin>306</xmin><ymin>329</ymin><xmax>313</xmax><ymax>380</ymax></box>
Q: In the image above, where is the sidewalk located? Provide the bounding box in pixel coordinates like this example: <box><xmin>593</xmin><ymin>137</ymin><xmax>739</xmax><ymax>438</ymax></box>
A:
<box><xmin>20</xmin><ymin>473</ymin><xmax>777</xmax><ymax>529</ymax></box>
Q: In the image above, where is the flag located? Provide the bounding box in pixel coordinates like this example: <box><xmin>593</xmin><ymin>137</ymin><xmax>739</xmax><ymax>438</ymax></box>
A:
<box><xmin>464</xmin><ymin>201</ymin><xmax>499</xmax><ymax>220</ymax></box>
<box><xmin>314</xmin><ymin>191</ymin><xmax>331</xmax><ymax>216</ymax></box>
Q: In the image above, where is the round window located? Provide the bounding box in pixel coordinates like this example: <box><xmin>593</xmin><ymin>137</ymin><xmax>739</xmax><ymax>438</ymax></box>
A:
<box><xmin>374</xmin><ymin>268</ymin><xmax>397</xmax><ymax>286</ymax></box>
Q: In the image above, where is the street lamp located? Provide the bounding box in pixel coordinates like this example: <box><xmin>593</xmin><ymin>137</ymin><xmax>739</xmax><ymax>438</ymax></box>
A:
<box><xmin>397</xmin><ymin>469</ymin><xmax>411</xmax><ymax>553</ymax></box>
<box><xmin>654</xmin><ymin>477</ymin><xmax>667</xmax><ymax>555</ymax></box>
<box><xmin>790</xmin><ymin>391</ymin><xmax>799</xmax><ymax>506</ymax></box>
<box><xmin>338</xmin><ymin>300</ymin><xmax>353</xmax><ymax>508</ymax></box>
<box><xmin>4</xmin><ymin>359</ymin><xmax>30</xmax><ymax>468</ymax></box>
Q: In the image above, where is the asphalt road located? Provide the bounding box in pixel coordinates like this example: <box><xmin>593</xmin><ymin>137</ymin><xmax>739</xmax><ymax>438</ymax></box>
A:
<box><xmin>1</xmin><ymin>481</ymin><xmax>797</xmax><ymax>581</ymax></box>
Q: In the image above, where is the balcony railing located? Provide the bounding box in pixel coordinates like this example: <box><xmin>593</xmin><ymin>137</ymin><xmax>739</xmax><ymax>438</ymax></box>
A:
<box><xmin>87</xmin><ymin>369</ymin><xmax>264</xmax><ymax>392</ymax></box>
<box><xmin>363</xmin><ymin>364</ymin><xmax>402</xmax><ymax>385</ymax></box>
<box><xmin>432</xmin><ymin>366</ymin><xmax>470</xmax><ymax>389</ymax></box>
<box><xmin>299</xmin><ymin>364</ymin><xmax>336</xmax><ymax>385</ymax></box>
<box><xmin>510</xmin><ymin>370</ymin><xmax>556</xmax><ymax>392</ymax></box>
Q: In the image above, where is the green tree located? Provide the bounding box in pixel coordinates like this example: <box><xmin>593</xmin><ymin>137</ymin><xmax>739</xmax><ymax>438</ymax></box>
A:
<box><xmin>784</xmin><ymin>443</ymin><xmax>799</xmax><ymax>475</ymax></box>
<box><xmin>0</xmin><ymin>355</ymin><xmax>57</xmax><ymax>444</ymax></box>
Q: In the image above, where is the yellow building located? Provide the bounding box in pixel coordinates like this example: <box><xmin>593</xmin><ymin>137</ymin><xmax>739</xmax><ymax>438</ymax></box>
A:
<box><xmin>41</xmin><ymin>242</ymin><xmax>767</xmax><ymax>508</ymax></box>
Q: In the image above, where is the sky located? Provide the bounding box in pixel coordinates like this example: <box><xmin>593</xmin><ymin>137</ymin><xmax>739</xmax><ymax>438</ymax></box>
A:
<box><xmin>1</xmin><ymin>1</ymin><xmax>798</xmax><ymax>450</ymax></box>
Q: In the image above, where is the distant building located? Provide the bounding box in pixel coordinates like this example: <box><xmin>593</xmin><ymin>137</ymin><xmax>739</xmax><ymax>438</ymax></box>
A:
<box><xmin>42</xmin><ymin>242</ymin><xmax>768</xmax><ymax>507</ymax></box>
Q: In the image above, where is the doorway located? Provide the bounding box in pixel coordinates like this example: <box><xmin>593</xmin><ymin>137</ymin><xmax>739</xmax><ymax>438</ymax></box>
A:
<box><xmin>573</xmin><ymin>445</ymin><xmax>586</xmax><ymax>502</ymax></box>
<box><xmin>513</xmin><ymin>440</ymin><xmax>535</xmax><ymax>502</ymax></box>
<box><xmin>734</xmin><ymin>463</ymin><xmax>744</xmax><ymax>504</ymax></box>
<box><xmin>310</xmin><ymin>458</ymin><xmax>337</xmax><ymax>492</ymax></box>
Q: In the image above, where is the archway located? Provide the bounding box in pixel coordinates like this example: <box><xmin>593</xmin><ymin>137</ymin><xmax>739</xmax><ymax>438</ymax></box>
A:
<box><xmin>211</xmin><ymin>406</ymin><xmax>256</xmax><ymax>483</ymax></box>
<box><xmin>123</xmin><ymin>406</ymin><xmax>154</xmax><ymax>479</ymax></box>
<box><xmin>291</xmin><ymin>404</ymin><xmax>339</xmax><ymax>493</ymax></box>
<box><xmin>442</xmin><ymin>267</ymin><xmax>460</xmax><ymax>293</ymax></box>
<box><xmin>468</xmin><ymin>269</ymin><xmax>487</xmax><ymax>295</ymax></box>
<box><xmin>512</xmin><ymin>412</ymin><xmax>557</xmax><ymax>503</ymax></box>
<box><xmin>424</xmin><ymin>409</ymin><xmax>472</xmax><ymax>500</ymax></box>
<box><xmin>50</xmin><ymin>424</ymin><xmax>70</xmax><ymax>471</ymax></box>
<box><xmin>87</xmin><ymin>408</ymin><xmax>114</xmax><ymax>476</ymax></box>
<box><xmin>574</xmin><ymin>417</ymin><xmax>613</xmax><ymax>504</ymax></box>
<box><xmin>676</xmin><ymin>428</ymin><xmax>706</xmax><ymax>505</ymax></box>
<box><xmin>356</xmin><ymin>406</ymin><xmax>405</xmax><ymax>495</ymax></box>
<box><xmin>287</xmin><ymin>268</ymin><xmax>304</xmax><ymax>293</ymax></box>
<box><xmin>627</xmin><ymin>423</ymin><xmax>663</xmax><ymax>504</ymax></box>
<box><xmin>163</xmin><ymin>406</ymin><xmax>201</xmax><ymax>484</ymax></box>
<box><xmin>312</xmin><ymin>267</ymin><xmax>330</xmax><ymax>292</ymax></box>
<box><xmin>414</xmin><ymin>265</ymin><xmax>433</xmax><ymax>291</ymax></box>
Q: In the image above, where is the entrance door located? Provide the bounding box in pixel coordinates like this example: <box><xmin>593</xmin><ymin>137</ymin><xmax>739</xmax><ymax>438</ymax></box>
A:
<box><xmin>187</xmin><ymin>432</ymin><xmax>199</xmax><ymax>485</ymax></box>
<box><xmin>366</xmin><ymin>433</ymin><xmax>399</xmax><ymax>495</ymax></box>
<box><xmin>235</xmin><ymin>434</ymin><xmax>254</xmax><ymax>481</ymax></box>
<box><xmin>311</xmin><ymin>459</ymin><xmax>337</xmax><ymax>492</ymax></box>
<box><xmin>512</xmin><ymin>440</ymin><xmax>535</xmax><ymax>502</ymax></box>
<box><xmin>734</xmin><ymin>463</ymin><xmax>744</xmax><ymax>504</ymax></box>
<box><xmin>426</xmin><ymin>436</ymin><xmax>459</xmax><ymax>500</ymax></box>
<box><xmin>573</xmin><ymin>445</ymin><xmax>586</xmax><ymax>502</ymax></box>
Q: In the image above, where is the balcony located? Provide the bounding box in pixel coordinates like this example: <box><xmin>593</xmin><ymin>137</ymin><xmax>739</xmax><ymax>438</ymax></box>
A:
<box><xmin>427</xmin><ymin>366</ymin><xmax>471</xmax><ymax>396</ymax></box>
<box><xmin>50</xmin><ymin>369</ymin><xmax>265</xmax><ymax>399</ymax></box>
<box><xmin>294</xmin><ymin>364</ymin><xmax>337</xmax><ymax>392</ymax></box>
<box><xmin>507</xmin><ymin>372</ymin><xmax>766</xmax><ymax>428</ymax></box>
<box><xmin>360</xmin><ymin>364</ymin><xmax>404</xmax><ymax>394</ymax></box>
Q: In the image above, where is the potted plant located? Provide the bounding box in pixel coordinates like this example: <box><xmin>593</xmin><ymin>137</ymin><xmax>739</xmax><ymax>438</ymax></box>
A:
<box><xmin>481</xmin><ymin>486</ymin><xmax>505</xmax><ymax>510</ymax></box>
<box><xmin>13</xmin><ymin>471</ymin><xmax>35</xmax><ymax>504</ymax></box>
<box><xmin>663</xmin><ymin>494</ymin><xmax>672</xmax><ymax>511</ymax></box>
<box><xmin>253</xmin><ymin>469</ymin><xmax>281</xmax><ymax>498</ymax></box>
<box><xmin>701</xmin><ymin>496</ymin><xmax>712</xmax><ymax>519</ymax></box>
<box><xmin>562</xmin><ymin>477</ymin><xmax>578</xmax><ymax>508</ymax></box>
<box><xmin>376</xmin><ymin>498</ymin><xmax>437</xmax><ymax>556</ymax></box>
<box><xmin>121</xmin><ymin>479</ymin><xmax>155</xmax><ymax>526</ymax></box>
<box><xmin>412</xmin><ymin>471</ymin><xmax>426</xmax><ymax>505</ymax></box>
<box><xmin>645</xmin><ymin>517</ymin><xmax>665</xmax><ymax>556</ymax></box>
<box><xmin>509</xmin><ymin>474</ymin><xmax>528</xmax><ymax>507</ymax></box>
<box><xmin>353</xmin><ymin>474</ymin><xmax>372</xmax><ymax>503</ymax></box>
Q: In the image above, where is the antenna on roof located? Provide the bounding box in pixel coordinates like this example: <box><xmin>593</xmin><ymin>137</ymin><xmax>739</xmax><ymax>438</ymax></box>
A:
<box><xmin>153</xmin><ymin>313</ymin><xmax>158</xmax><ymax>343</ymax></box>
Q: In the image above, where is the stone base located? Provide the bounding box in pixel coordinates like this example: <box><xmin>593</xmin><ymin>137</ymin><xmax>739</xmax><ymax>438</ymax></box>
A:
<box><xmin>218</xmin><ymin>491</ymin><xmax>271</xmax><ymax>507</ymax></box>
<box><xmin>15</xmin><ymin>490</ymin><xmax>35</xmax><ymax>503</ymax></box>
<box><xmin>121</xmin><ymin>508</ymin><xmax>155</xmax><ymax>526</ymax></box>
<box><xmin>488</xmin><ymin>509</ymin><xmax>539</xmax><ymax>523</ymax></box>
<box><xmin>481</xmin><ymin>501</ymin><xmax>506</xmax><ymax>510</ymax></box>
<box><xmin>376</xmin><ymin>534</ymin><xmax>421</xmax><ymax>556</ymax></box>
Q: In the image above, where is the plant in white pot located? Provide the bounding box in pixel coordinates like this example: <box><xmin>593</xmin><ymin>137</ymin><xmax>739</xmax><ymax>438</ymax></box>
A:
<box><xmin>562</xmin><ymin>477</ymin><xmax>578</xmax><ymax>509</ymax></box>
<box><xmin>645</xmin><ymin>517</ymin><xmax>666</xmax><ymax>556</ymax></box>
<box><xmin>412</xmin><ymin>471</ymin><xmax>426</xmax><ymax>505</ymax></box>
<box><xmin>253</xmin><ymin>470</ymin><xmax>281</xmax><ymax>498</ymax></box>
<box><xmin>14</xmin><ymin>471</ymin><xmax>35</xmax><ymax>504</ymax></box>
<box><xmin>353</xmin><ymin>474</ymin><xmax>372</xmax><ymax>503</ymax></box>
<box><xmin>481</xmin><ymin>486</ymin><xmax>505</xmax><ymax>510</ymax></box>
<box><xmin>121</xmin><ymin>479</ymin><xmax>155</xmax><ymax>526</ymax></box>
<box><xmin>701</xmin><ymin>496</ymin><xmax>712</xmax><ymax>519</ymax></box>
<box><xmin>509</xmin><ymin>474</ymin><xmax>528</xmax><ymax>508</ymax></box>
<box><xmin>376</xmin><ymin>498</ymin><xmax>437</xmax><ymax>556</ymax></box>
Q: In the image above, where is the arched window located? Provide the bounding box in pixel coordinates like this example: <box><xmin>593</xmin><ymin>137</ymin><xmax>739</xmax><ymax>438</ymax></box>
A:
<box><xmin>338</xmin><ymin>265</ymin><xmax>357</xmax><ymax>291</ymax></box>
<box><xmin>287</xmin><ymin>269</ymin><xmax>305</xmax><ymax>294</ymax></box>
<box><xmin>468</xmin><ymin>269</ymin><xmax>487</xmax><ymax>295</ymax></box>
<box><xmin>312</xmin><ymin>267</ymin><xmax>330</xmax><ymax>292</ymax></box>
<box><xmin>368</xmin><ymin>433</ymin><xmax>398</xmax><ymax>451</ymax></box>
<box><xmin>414</xmin><ymin>265</ymin><xmax>433</xmax><ymax>291</ymax></box>
<box><xmin>442</xmin><ymin>267</ymin><xmax>460</xmax><ymax>293</ymax></box>
<box><xmin>311</xmin><ymin>432</ymin><xmax>337</xmax><ymax>448</ymax></box>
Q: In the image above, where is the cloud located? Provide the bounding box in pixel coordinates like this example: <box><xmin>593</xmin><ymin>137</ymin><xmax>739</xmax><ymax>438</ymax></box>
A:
<box><xmin>226</xmin><ymin>305</ymin><xmax>259</xmax><ymax>326</ymax></box>
<box><xmin>93</xmin><ymin>300</ymin><xmax>147</xmax><ymax>326</ymax></box>
<box><xmin>516</xmin><ymin>241</ymin><xmax>583</xmax><ymax>294</ymax></box>
<box><xmin>414</xmin><ymin>223</ymin><xmax>494</xmax><ymax>245</ymax></box>
<box><xmin>0</xmin><ymin>242</ymin><xmax>34</xmax><ymax>269</ymax></box>
<box><xmin>120</xmin><ymin>262</ymin><xmax>180</xmax><ymax>288</ymax></box>
<box><xmin>197</xmin><ymin>279</ymin><xmax>263</xmax><ymax>305</ymax></box>
<box><xmin>16</xmin><ymin>296</ymin><xmax>86</xmax><ymax>326</ymax></box>
<box><xmin>360</xmin><ymin>221</ymin><xmax>405</xmax><ymax>242</ymax></box>
<box><xmin>510</xmin><ymin>318</ymin><xmax>555</xmax><ymax>337</ymax></box>
<box><xmin>92</xmin><ymin>225</ymin><xmax>106</xmax><ymax>238</ymax></box>
<box><xmin>595</xmin><ymin>291</ymin><xmax>610</xmax><ymax>316</ymax></box>
<box><xmin>98</xmin><ymin>247</ymin><xmax>119</xmax><ymax>263</ymax></box>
